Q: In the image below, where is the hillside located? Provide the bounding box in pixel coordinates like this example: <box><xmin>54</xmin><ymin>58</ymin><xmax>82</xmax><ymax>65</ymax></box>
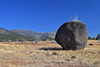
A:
<box><xmin>0</xmin><ymin>28</ymin><xmax>31</xmax><ymax>42</ymax></box>
<box><xmin>11</xmin><ymin>29</ymin><xmax>56</xmax><ymax>40</ymax></box>
<box><xmin>11</xmin><ymin>29</ymin><xmax>40</xmax><ymax>38</ymax></box>
<box><xmin>40</xmin><ymin>31</ymin><xmax>56</xmax><ymax>39</ymax></box>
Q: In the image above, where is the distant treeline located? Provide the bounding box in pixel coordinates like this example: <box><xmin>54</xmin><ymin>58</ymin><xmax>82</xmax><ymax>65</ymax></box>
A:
<box><xmin>88</xmin><ymin>34</ymin><xmax>100</xmax><ymax>40</ymax></box>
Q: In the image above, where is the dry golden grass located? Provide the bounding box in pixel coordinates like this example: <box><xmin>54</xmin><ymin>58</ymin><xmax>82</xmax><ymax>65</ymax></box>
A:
<box><xmin>0</xmin><ymin>40</ymin><xmax>100</xmax><ymax>67</ymax></box>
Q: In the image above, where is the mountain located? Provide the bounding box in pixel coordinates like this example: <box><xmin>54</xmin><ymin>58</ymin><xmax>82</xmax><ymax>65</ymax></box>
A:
<box><xmin>11</xmin><ymin>29</ymin><xmax>46</xmax><ymax>38</ymax></box>
<box><xmin>0</xmin><ymin>28</ymin><xmax>31</xmax><ymax>42</ymax></box>
<box><xmin>0</xmin><ymin>28</ymin><xmax>9</xmax><ymax>35</ymax></box>
<box><xmin>11</xmin><ymin>29</ymin><xmax>39</xmax><ymax>38</ymax></box>
<box><xmin>11</xmin><ymin>29</ymin><xmax>56</xmax><ymax>40</ymax></box>
<box><xmin>40</xmin><ymin>31</ymin><xmax>56</xmax><ymax>39</ymax></box>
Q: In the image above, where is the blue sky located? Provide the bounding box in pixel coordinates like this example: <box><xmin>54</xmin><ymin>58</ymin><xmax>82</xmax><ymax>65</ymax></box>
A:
<box><xmin>0</xmin><ymin>0</ymin><xmax>100</xmax><ymax>37</ymax></box>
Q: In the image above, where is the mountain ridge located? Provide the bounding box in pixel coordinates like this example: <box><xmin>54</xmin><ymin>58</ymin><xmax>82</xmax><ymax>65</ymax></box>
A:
<box><xmin>11</xmin><ymin>29</ymin><xmax>56</xmax><ymax>40</ymax></box>
<box><xmin>0</xmin><ymin>28</ymin><xmax>56</xmax><ymax>41</ymax></box>
<box><xmin>0</xmin><ymin>28</ymin><xmax>32</xmax><ymax>41</ymax></box>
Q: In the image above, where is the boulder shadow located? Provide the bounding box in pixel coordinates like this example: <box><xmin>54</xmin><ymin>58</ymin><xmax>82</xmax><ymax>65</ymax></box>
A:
<box><xmin>39</xmin><ymin>47</ymin><xmax>78</xmax><ymax>51</ymax></box>
<box><xmin>39</xmin><ymin>47</ymin><xmax>63</xmax><ymax>51</ymax></box>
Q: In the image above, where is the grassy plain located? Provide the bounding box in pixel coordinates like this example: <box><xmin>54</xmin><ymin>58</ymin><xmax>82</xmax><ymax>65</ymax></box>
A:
<box><xmin>0</xmin><ymin>40</ymin><xmax>100</xmax><ymax>67</ymax></box>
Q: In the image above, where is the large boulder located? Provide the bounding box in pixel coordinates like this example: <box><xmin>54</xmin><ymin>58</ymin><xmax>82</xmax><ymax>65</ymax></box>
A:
<box><xmin>55</xmin><ymin>21</ymin><xmax>88</xmax><ymax>50</ymax></box>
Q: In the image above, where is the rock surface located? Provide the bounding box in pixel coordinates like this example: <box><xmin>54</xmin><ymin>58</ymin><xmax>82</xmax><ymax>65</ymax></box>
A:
<box><xmin>55</xmin><ymin>21</ymin><xmax>88</xmax><ymax>50</ymax></box>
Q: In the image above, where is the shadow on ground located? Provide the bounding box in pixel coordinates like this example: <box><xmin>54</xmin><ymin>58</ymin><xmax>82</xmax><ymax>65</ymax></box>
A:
<box><xmin>39</xmin><ymin>47</ymin><xmax>79</xmax><ymax>51</ymax></box>
<box><xmin>39</xmin><ymin>47</ymin><xmax>64</xmax><ymax>51</ymax></box>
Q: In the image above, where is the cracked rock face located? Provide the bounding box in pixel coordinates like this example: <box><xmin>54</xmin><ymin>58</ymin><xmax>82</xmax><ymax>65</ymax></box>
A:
<box><xmin>55</xmin><ymin>21</ymin><xmax>88</xmax><ymax>50</ymax></box>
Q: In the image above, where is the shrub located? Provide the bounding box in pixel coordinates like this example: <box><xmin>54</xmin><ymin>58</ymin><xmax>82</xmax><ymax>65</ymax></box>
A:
<box><xmin>96</xmin><ymin>34</ymin><xmax>100</xmax><ymax>40</ymax></box>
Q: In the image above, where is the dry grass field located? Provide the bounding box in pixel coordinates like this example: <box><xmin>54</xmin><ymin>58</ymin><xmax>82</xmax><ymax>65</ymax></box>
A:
<box><xmin>0</xmin><ymin>40</ymin><xmax>100</xmax><ymax>67</ymax></box>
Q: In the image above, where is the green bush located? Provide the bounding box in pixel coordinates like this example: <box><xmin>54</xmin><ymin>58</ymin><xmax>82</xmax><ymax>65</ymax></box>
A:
<box><xmin>96</xmin><ymin>34</ymin><xmax>100</xmax><ymax>40</ymax></box>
